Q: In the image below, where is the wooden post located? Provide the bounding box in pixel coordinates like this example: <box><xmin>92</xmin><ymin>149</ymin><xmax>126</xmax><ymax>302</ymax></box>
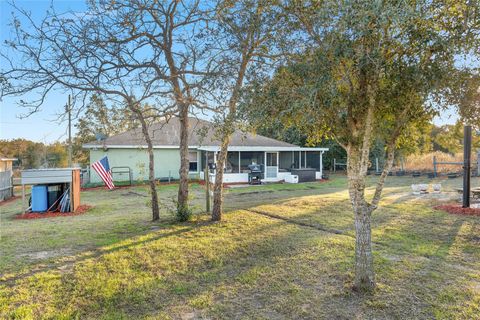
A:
<box><xmin>10</xmin><ymin>175</ymin><xmax>14</xmax><ymax>197</ymax></box>
<box><xmin>21</xmin><ymin>184</ymin><xmax>25</xmax><ymax>213</ymax></box>
<box><xmin>205</xmin><ymin>164</ymin><xmax>210</xmax><ymax>213</ymax></box>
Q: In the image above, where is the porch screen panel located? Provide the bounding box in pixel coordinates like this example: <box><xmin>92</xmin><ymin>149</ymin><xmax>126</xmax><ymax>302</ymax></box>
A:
<box><xmin>293</xmin><ymin>151</ymin><xmax>300</xmax><ymax>168</ymax></box>
<box><xmin>206</xmin><ymin>152</ymin><xmax>215</xmax><ymax>171</ymax></box>
<box><xmin>240</xmin><ymin>152</ymin><xmax>264</xmax><ymax>172</ymax></box>
<box><xmin>306</xmin><ymin>152</ymin><xmax>320</xmax><ymax>170</ymax></box>
<box><xmin>226</xmin><ymin>152</ymin><xmax>240</xmax><ymax>173</ymax></box>
<box><xmin>279</xmin><ymin>152</ymin><xmax>294</xmax><ymax>170</ymax></box>
<box><xmin>266</xmin><ymin>153</ymin><xmax>277</xmax><ymax>166</ymax></box>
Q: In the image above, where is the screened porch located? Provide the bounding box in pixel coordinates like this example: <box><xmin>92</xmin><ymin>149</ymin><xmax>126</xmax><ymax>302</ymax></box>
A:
<box><xmin>198</xmin><ymin>147</ymin><xmax>327</xmax><ymax>183</ymax></box>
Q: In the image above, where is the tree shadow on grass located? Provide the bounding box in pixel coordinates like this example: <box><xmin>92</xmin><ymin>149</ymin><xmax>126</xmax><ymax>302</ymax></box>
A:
<box><xmin>3</xmin><ymin>188</ymin><xmax>476</xmax><ymax>319</ymax></box>
<box><xmin>0</xmin><ymin>221</ymin><xmax>212</xmax><ymax>285</ymax></box>
<box><xmin>369</xmin><ymin>209</ymin><xmax>474</xmax><ymax>319</ymax></box>
<box><xmin>1</xmin><ymin>202</ymin><xmax>368</xmax><ymax>320</ymax></box>
<box><xmin>64</xmin><ymin>213</ymin><xmax>357</xmax><ymax>319</ymax></box>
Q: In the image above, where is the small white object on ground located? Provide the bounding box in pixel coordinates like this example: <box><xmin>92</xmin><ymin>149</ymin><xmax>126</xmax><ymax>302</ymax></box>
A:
<box><xmin>419</xmin><ymin>184</ymin><xmax>429</xmax><ymax>194</ymax></box>
<box><xmin>411</xmin><ymin>184</ymin><xmax>421</xmax><ymax>195</ymax></box>
<box><xmin>285</xmin><ymin>174</ymin><xmax>299</xmax><ymax>184</ymax></box>
<box><xmin>432</xmin><ymin>184</ymin><xmax>442</xmax><ymax>193</ymax></box>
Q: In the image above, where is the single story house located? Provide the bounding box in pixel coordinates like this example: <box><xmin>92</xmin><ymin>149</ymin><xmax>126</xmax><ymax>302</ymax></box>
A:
<box><xmin>83</xmin><ymin>117</ymin><xmax>328</xmax><ymax>184</ymax></box>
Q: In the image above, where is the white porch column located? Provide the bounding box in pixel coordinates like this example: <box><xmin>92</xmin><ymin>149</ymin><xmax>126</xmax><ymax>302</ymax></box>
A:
<box><xmin>276</xmin><ymin>152</ymin><xmax>279</xmax><ymax>178</ymax></box>
<box><xmin>264</xmin><ymin>152</ymin><xmax>267</xmax><ymax>174</ymax></box>
<box><xmin>320</xmin><ymin>151</ymin><xmax>323</xmax><ymax>179</ymax></box>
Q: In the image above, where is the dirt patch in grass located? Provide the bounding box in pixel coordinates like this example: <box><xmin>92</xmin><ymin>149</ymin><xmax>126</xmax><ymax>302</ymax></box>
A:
<box><xmin>15</xmin><ymin>205</ymin><xmax>93</xmax><ymax>220</ymax></box>
<box><xmin>434</xmin><ymin>203</ymin><xmax>480</xmax><ymax>216</ymax></box>
<box><xmin>18</xmin><ymin>248</ymin><xmax>74</xmax><ymax>261</ymax></box>
<box><xmin>81</xmin><ymin>185</ymin><xmax>133</xmax><ymax>191</ymax></box>
<box><xmin>232</xmin><ymin>190</ymin><xmax>274</xmax><ymax>196</ymax></box>
<box><xmin>122</xmin><ymin>191</ymin><xmax>148</xmax><ymax>197</ymax></box>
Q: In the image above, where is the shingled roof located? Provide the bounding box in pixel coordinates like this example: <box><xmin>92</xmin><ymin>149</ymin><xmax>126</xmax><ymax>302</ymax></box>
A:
<box><xmin>83</xmin><ymin>117</ymin><xmax>297</xmax><ymax>148</ymax></box>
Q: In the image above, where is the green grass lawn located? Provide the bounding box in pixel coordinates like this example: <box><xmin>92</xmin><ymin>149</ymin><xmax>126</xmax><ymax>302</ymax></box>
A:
<box><xmin>0</xmin><ymin>175</ymin><xmax>479</xmax><ymax>319</ymax></box>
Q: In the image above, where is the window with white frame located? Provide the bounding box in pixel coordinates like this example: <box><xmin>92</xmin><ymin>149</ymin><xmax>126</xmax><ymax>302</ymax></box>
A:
<box><xmin>188</xmin><ymin>151</ymin><xmax>198</xmax><ymax>172</ymax></box>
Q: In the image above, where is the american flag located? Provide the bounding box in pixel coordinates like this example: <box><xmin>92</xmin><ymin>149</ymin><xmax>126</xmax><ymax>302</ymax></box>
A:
<box><xmin>91</xmin><ymin>156</ymin><xmax>115</xmax><ymax>189</ymax></box>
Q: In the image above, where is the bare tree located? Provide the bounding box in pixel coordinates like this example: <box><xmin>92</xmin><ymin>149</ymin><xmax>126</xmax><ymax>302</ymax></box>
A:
<box><xmin>143</xmin><ymin>0</ymin><xmax>218</xmax><ymax>218</ymax></box>
<box><xmin>210</xmin><ymin>0</ymin><xmax>282</xmax><ymax>221</ymax></box>
<box><xmin>1</xmin><ymin>0</ymin><xmax>217</xmax><ymax>220</ymax></box>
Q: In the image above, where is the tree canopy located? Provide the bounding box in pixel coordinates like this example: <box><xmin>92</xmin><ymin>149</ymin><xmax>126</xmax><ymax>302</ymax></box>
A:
<box><xmin>242</xmin><ymin>0</ymin><xmax>480</xmax><ymax>291</ymax></box>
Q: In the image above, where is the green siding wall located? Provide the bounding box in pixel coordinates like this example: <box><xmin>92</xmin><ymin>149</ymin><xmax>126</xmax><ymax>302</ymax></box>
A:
<box><xmin>89</xmin><ymin>148</ymin><xmax>200</xmax><ymax>183</ymax></box>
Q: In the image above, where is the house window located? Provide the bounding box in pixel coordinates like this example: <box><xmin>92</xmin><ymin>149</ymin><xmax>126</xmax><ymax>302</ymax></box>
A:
<box><xmin>189</xmin><ymin>151</ymin><xmax>198</xmax><ymax>172</ymax></box>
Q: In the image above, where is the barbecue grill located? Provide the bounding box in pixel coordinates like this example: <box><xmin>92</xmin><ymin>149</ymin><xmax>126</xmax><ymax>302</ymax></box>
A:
<box><xmin>248</xmin><ymin>164</ymin><xmax>263</xmax><ymax>185</ymax></box>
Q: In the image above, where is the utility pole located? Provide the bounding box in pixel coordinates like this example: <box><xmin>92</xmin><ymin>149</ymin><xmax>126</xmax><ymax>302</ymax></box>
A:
<box><xmin>462</xmin><ymin>125</ymin><xmax>472</xmax><ymax>208</ymax></box>
<box><xmin>67</xmin><ymin>95</ymin><xmax>72</xmax><ymax>167</ymax></box>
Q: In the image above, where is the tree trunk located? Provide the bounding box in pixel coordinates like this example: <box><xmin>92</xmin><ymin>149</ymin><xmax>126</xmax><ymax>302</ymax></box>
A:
<box><xmin>132</xmin><ymin>105</ymin><xmax>160</xmax><ymax>221</ymax></box>
<box><xmin>210</xmin><ymin>53</ymin><xmax>249</xmax><ymax>222</ymax></box>
<box><xmin>146</xmin><ymin>140</ymin><xmax>160</xmax><ymax>221</ymax></box>
<box><xmin>212</xmin><ymin>136</ymin><xmax>230</xmax><ymax>221</ymax></box>
<box><xmin>352</xmin><ymin>192</ymin><xmax>375</xmax><ymax>291</ymax></box>
<box><xmin>177</xmin><ymin>106</ymin><xmax>190</xmax><ymax>212</ymax></box>
<box><xmin>347</xmin><ymin>143</ymin><xmax>375</xmax><ymax>291</ymax></box>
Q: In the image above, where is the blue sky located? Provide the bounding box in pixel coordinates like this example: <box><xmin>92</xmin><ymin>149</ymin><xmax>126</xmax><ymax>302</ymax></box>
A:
<box><xmin>0</xmin><ymin>0</ymin><xmax>460</xmax><ymax>143</ymax></box>
<box><xmin>0</xmin><ymin>0</ymin><xmax>87</xmax><ymax>143</ymax></box>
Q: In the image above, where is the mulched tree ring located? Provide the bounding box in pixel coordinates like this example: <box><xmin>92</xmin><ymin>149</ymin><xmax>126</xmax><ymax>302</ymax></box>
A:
<box><xmin>15</xmin><ymin>205</ymin><xmax>93</xmax><ymax>220</ymax></box>
<box><xmin>434</xmin><ymin>204</ymin><xmax>480</xmax><ymax>216</ymax></box>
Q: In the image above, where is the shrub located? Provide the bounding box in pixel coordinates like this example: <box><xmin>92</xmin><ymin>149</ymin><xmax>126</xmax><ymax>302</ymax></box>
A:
<box><xmin>175</xmin><ymin>204</ymin><xmax>193</xmax><ymax>222</ymax></box>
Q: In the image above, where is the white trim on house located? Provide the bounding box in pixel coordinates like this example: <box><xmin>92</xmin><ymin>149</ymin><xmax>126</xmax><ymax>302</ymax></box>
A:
<box><xmin>197</xmin><ymin>146</ymin><xmax>329</xmax><ymax>152</ymax></box>
<box><xmin>83</xmin><ymin>144</ymin><xmax>329</xmax><ymax>153</ymax></box>
<box><xmin>83</xmin><ymin>144</ymin><xmax>202</xmax><ymax>149</ymax></box>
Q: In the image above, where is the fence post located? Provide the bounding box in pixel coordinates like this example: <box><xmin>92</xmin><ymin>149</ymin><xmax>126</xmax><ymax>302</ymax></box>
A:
<box><xmin>375</xmin><ymin>158</ymin><xmax>379</xmax><ymax>173</ymax></box>
<box><xmin>22</xmin><ymin>184</ymin><xmax>25</xmax><ymax>213</ymax></box>
<box><xmin>333</xmin><ymin>158</ymin><xmax>336</xmax><ymax>173</ymax></box>
<box><xmin>463</xmin><ymin>125</ymin><xmax>472</xmax><ymax>208</ymax></box>
<box><xmin>433</xmin><ymin>156</ymin><xmax>437</xmax><ymax>178</ymax></box>
<box><xmin>10</xmin><ymin>175</ymin><xmax>14</xmax><ymax>197</ymax></box>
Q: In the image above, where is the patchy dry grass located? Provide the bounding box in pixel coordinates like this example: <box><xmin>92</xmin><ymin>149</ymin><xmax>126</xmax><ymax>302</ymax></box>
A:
<box><xmin>0</xmin><ymin>175</ymin><xmax>479</xmax><ymax>319</ymax></box>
